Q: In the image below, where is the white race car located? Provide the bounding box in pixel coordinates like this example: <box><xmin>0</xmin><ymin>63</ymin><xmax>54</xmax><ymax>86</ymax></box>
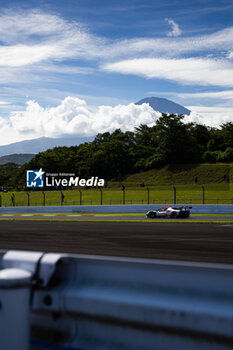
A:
<box><xmin>146</xmin><ymin>206</ymin><xmax>192</xmax><ymax>218</ymax></box>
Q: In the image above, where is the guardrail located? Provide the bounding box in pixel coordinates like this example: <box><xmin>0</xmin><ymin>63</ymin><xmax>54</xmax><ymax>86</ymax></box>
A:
<box><xmin>0</xmin><ymin>250</ymin><xmax>233</xmax><ymax>350</ymax></box>
<box><xmin>0</xmin><ymin>203</ymin><xmax>233</xmax><ymax>214</ymax></box>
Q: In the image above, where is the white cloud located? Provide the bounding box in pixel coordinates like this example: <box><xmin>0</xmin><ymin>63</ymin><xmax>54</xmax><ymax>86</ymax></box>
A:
<box><xmin>185</xmin><ymin>106</ymin><xmax>233</xmax><ymax>127</ymax></box>
<box><xmin>0</xmin><ymin>10</ymin><xmax>105</xmax><ymax>68</ymax></box>
<box><xmin>1</xmin><ymin>10</ymin><xmax>233</xmax><ymax>68</ymax></box>
<box><xmin>103</xmin><ymin>26</ymin><xmax>233</xmax><ymax>59</ymax></box>
<box><xmin>0</xmin><ymin>97</ymin><xmax>161</xmax><ymax>145</ymax></box>
<box><xmin>0</xmin><ymin>9</ymin><xmax>233</xmax><ymax>129</ymax></box>
<box><xmin>0</xmin><ymin>116</ymin><xmax>8</xmax><ymax>128</ymax></box>
<box><xmin>165</xmin><ymin>18</ymin><xmax>181</xmax><ymax>37</ymax></box>
<box><xmin>175</xmin><ymin>90</ymin><xmax>233</xmax><ymax>100</ymax></box>
<box><xmin>0</xmin><ymin>10</ymin><xmax>233</xmax><ymax>91</ymax></box>
<box><xmin>103</xmin><ymin>57</ymin><xmax>233</xmax><ymax>87</ymax></box>
<box><xmin>0</xmin><ymin>44</ymin><xmax>57</xmax><ymax>67</ymax></box>
<box><xmin>0</xmin><ymin>11</ymin><xmax>70</xmax><ymax>44</ymax></box>
<box><xmin>0</xmin><ymin>96</ymin><xmax>232</xmax><ymax>145</ymax></box>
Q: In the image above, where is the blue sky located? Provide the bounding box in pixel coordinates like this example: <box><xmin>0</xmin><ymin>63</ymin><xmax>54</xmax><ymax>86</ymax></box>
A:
<box><xmin>0</xmin><ymin>0</ymin><xmax>233</xmax><ymax>144</ymax></box>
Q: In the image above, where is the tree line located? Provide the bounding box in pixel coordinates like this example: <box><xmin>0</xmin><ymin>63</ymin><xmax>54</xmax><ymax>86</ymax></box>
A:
<box><xmin>2</xmin><ymin>113</ymin><xmax>233</xmax><ymax>187</ymax></box>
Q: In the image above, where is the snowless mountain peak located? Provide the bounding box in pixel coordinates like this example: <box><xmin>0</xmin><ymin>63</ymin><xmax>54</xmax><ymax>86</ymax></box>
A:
<box><xmin>135</xmin><ymin>97</ymin><xmax>191</xmax><ymax>115</ymax></box>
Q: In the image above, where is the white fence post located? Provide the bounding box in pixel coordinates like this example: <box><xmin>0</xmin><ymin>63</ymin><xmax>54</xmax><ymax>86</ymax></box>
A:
<box><xmin>0</xmin><ymin>268</ymin><xmax>32</xmax><ymax>350</ymax></box>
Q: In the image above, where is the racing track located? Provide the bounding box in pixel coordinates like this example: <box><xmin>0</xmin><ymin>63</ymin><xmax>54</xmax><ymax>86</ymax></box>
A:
<box><xmin>0</xmin><ymin>220</ymin><xmax>233</xmax><ymax>264</ymax></box>
<box><xmin>0</xmin><ymin>213</ymin><xmax>233</xmax><ymax>222</ymax></box>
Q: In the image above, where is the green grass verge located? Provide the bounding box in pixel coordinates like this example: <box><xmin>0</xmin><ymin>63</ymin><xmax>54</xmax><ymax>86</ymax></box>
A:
<box><xmin>1</xmin><ymin>183</ymin><xmax>233</xmax><ymax>207</ymax></box>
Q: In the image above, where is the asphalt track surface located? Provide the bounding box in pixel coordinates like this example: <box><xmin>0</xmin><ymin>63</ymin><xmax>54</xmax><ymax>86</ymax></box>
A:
<box><xmin>0</xmin><ymin>213</ymin><xmax>233</xmax><ymax>222</ymax></box>
<box><xmin>0</xmin><ymin>219</ymin><xmax>233</xmax><ymax>264</ymax></box>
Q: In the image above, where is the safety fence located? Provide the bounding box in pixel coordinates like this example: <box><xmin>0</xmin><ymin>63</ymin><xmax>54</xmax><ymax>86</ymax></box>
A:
<box><xmin>1</xmin><ymin>184</ymin><xmax>233</xmax><ymax>207</ymax></box>
<box><xmin>0</xmin><ymin>250</ymin><xmax>233</xmax><ymax>350</ymax></box>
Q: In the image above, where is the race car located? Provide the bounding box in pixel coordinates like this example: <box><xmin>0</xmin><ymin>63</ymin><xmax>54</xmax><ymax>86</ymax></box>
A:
<box><xmin>146</xmin><ymin>206</ymin><xmax>192</xmax><ymax>218</ymax></box>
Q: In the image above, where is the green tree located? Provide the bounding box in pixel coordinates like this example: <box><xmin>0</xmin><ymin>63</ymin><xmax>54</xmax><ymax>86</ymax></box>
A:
<box><xmin>155</xmin><ymin>114</ymin><xmax>194</xmax><ymax>164</ymax></box>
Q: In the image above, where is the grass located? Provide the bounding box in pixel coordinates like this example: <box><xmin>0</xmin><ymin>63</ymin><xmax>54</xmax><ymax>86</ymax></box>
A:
<box><xmin>1</xmin><ymin>163</ymin><xmax>233</xmax><ymax>207</ymax></box>
<box><xmin>123</xmin><ymin>163</ymin><xmax>233</xmax><ymax>185</ymax></box>
<box><xmin>0</xmin><ymin>183</ymin><xmax>233</xmax><ymax>207</ymax></box>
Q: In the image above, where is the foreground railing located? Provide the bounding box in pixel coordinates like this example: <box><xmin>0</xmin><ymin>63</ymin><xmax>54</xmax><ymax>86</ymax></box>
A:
<box><xmin>0</xmin><ymin>250</ymin><xmax>233</xmax><ymax>350</ymax></box>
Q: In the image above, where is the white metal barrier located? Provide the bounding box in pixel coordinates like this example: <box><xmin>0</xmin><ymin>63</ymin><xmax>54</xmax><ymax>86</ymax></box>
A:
<box><xmin>0</xmin><ymin>251</ymin><xmax>233</xmax><ymax>349</ymax></box>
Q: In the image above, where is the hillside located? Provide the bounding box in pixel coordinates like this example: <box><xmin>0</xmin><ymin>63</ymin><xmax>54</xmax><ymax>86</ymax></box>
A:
<box><xmin>0</xmin><ymin>153</ymin><xmax>35</xmax><ymax>165</ymax></box>
<box><xmin>2</xmin><ymin>115</ymin><xmax>233</xmax><ymax>188</ymax></box>
<box><xmin>0</xmin><ymin>136</ymin><xmax>92</xmax><ymax>157</ymax></box>
<box><xmin>123</xmin><ymin>164</ymin><xmax>233</xmax><ymax>185</ymax></box>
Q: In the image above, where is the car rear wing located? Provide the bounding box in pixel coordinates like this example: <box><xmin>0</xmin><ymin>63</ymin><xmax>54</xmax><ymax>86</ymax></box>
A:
<box><xmin>179</xmin><ymin>206</ymin><xmax>192</xmax><ymax>210</ymax></box>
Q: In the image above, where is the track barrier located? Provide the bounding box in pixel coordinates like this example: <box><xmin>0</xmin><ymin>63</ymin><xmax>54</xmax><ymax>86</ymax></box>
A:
<box><xmin>0</xmin><ymin>203</ymin><xmax>233</xmax><ymax>214</ymax></box>
<box><xmin>0</xmin><ymin>250</ymin><xmax>233</xmax><ymax>349</ymax></box>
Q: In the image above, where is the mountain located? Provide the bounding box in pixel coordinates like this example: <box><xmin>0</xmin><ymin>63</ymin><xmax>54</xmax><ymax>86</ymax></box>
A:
<box><xmin>0</xmin><ymin>97</ymin><xmax>190</xmax><ymax>157</ymax></box>
<box><xmin>0</xmin><ymin>136</ymin><xmax>92</xmax><ymax>157</ymax></box>
<box><xmin>135</xmin><ymin>97</ymin><xmax>191</xmax><ymax>115</ymax></box>
<box><xmin>0</xmin><ymin>154</ymin><xmax>35</xmax><ymax>165</ymax></box>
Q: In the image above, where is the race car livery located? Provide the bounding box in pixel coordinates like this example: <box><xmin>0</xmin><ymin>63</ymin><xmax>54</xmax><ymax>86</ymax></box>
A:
<box><xmin>146</xmin><ymin>206</ymin><xmax>192</xmax><ymax>218</ymax></box>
